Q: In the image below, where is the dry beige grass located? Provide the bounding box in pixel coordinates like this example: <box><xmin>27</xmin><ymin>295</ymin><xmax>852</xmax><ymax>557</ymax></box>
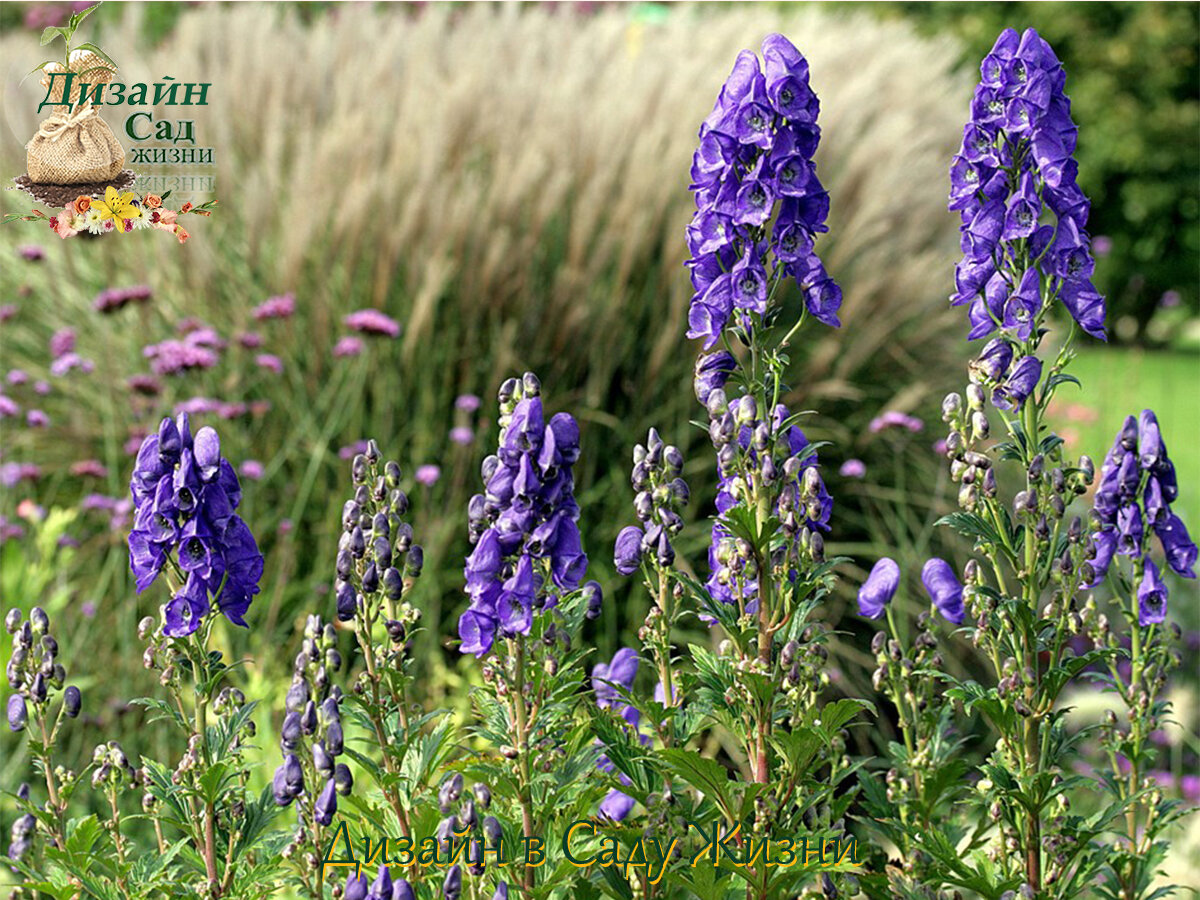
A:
<box><xmin>1</xmin><ymin>2</ymin><xmax>969</xmax><ymax>430</ymax></box>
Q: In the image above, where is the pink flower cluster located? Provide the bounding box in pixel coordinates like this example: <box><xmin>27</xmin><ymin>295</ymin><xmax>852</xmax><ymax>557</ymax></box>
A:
<box><xmin>869</xmin><ymin>411</ymin><xmax>925</xmax><ymax>434</ymax></box>
<box><xmin>343</xmin><ymin>309</ymin><xmax>401</xmax><ymax>338</ymax></box>
<box><xmin>49</xmin><ymin>354</ymin><xmax>93</xmax><ymax>377</ymax></box>
<box><xmin>143</xmin><ymin>326</ymin><xmax>224</xmax><ymax>376</ymax></box>
<box><xmin>173</xmin><ymin>397</ymin><xmax>269</xmax><ymax>421</ymax></box>
<box><xmin>253</xmin><ymin>293</ymin><xmax>296</xmax><ymax>321</ymax></box>
<box><xmin>49</xmin><ymin>328</ymin><xmax>75</xmax><ymax>359</ymax></box>
<box><xmin>0</xmin><ymin>463</ymin><xmax>40</xmax><ymax>487</ymax></box>
<box><xmin>94</xmin><ymin>285</ymin><xmax>153</xmax><ymax>314</ymax></box>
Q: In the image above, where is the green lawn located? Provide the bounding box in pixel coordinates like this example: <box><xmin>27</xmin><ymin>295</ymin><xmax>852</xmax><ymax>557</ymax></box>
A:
<box><xmin>1065</xmin><ymin>347</ymin><xmax>1200</xmax><ymax>533</ymax></box>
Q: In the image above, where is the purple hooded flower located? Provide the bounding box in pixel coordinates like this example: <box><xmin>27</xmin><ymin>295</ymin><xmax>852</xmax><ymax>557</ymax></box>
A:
<box><xmin>592</xmin><ymin>648</ymin><xmax>639</xmax><ymax>709</ymax></box>
<box><xmin>7</xmin><ymin>695</ymin><xmax>26</xmax><ymax>732</ymax></box>
<box><xmin>315</xmin><ymin>777</ymin><xmax>338</xmax><ymax>826</ymax></box>
<box><xmin>1084</xmin><ymin>530</ymin><xmax>1117</xmax><ymax>587</ymax></box>
<box><xmin>599</xmin><ymin>788</ymin><xmax>637</xmax><ymax>822</ymax></box>
<box><xmin>992</xmin><ymin>355</ymin><xmax>1042</xmax><ymax>412</ymax></box>
<box><xmin>1156</xmin><ymin>513</ymin><xmax>1197</xmax><ymax>579</ymax></box>
<box><xmin>921</xmin><ymin>558</ymin><xmax>964</xmax><ymax>624</ymax></box>
<box><xmin>1138</xmin><ymin>409</ymin><xmax>1164</xmax><ymax>470</ymax></box>
<box><xmin>694</xmin><ymin>351</ymin><xmax>737</xmax><ymax>405</ymax></box>
<box><xmin>1137</xmin><ymin>558</ymin><xmax>1168</xmax><ymax>626</ymax></box>
<box><xmin>857</xmin><ymin>558</ymin><xmax>900</xmax><ymax>619</ymax></box>
<box><xmin>344</xmin><ymin>874</ymin><xmax>369</xmax><ymax>900</ymax></box>
<box><xmin>971</xmin><ymin>338</ymin><xmax>1014</xmax><ymax>382</ymax></box>
<box><xmin>614</xmin><ymin>526</ymin><xmax>644</xmax><ymax>575</ymax></box>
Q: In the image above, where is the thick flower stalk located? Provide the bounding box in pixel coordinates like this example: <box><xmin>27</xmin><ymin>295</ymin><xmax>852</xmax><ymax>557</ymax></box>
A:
<box><xmin>648</xmin><ymin>32</ymin><xmax>858</xmax><ymax>900</ymax></box>
<box><xmin>928</xmin><ymin>27</ymin><xmax>1171</xmax><ymax>898</ymax></box>
<box><xmin>331</xmin><ymin>439</ymin><xmax>427</xmax><ymax>850</ymax></box>
<box><xmin>460</xmin><ymin>373</ymin><xmax>597</xmax><ymax>897</ymax></box>
<box><xmin>274</xmin><ymin>614</ymin><xmax>352</xmax><ymax>898</ymax></box>
<box><xmin>1085</xmin><ymin>411</ymin><xmax>1195</xmax><ymax>900</ymax></box>
<box><xmin>5</xmin><ymin>606</ymin><xmax>82</xmax><ymax>858</ymax></box>
<box><xmin>129</xmin><ymin>414</ymin><xmax>267</xmax><ymax>894</ymax></box>
<box><xmin>129</xmin><ymin>413</ymin><xmax>263</xmax><ymax>637</ymax></box>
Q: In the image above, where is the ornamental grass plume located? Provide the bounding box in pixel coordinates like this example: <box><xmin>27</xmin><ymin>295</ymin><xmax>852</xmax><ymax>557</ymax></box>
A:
<box><xmin>0</xmin><ymin>5</ymin><xmax>969</xmax><ymax>674</ymax></box>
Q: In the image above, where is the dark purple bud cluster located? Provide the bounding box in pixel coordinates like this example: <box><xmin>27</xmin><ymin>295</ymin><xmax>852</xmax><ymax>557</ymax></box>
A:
<box><xmin>459</xmin><ymin>373</ymin><xmax>587</xmax><ymax>657</ymax></box>
<box><xmin>128</xmin><ymin>413</ymin><xmax>263</xmax><ymax>637</ymax></box>
<box><xmin>686</xmin><ymin>34</ymin><xmax>840</xmax><ymax>348</ymax></box>
<box><xmin>776</xmin><ymin>624</ymin><xmax>833</xmax><ymax>705</ymax></box>
<box><xmin>343</xmin><ymin>863</ymin><xmax>416</xmax><ymax>900</ymax></box>
<box><xmin>963</xmin><ymin>337</ymin><xmax>1042</xmax><ymax>416</ymax></box>
<box><xmin>6</xmin><ymin>607</ymin><xmax>80</xmax><ymax>734</ymax></box>
<box><xmin>273</xmin><ymin>614</ymin><xmax>350</xmax><ymax>827</ymax></box>
<box><xmin>702</xmin><ymin>392</ymin><xmax>831</xmax><ymax>612</ymax></box>
<box><xmin>7</xmin><ymin>793</ymin><xmax>35</xmax><ymax>862</ymax></box>
<box><xmin>950</xmin><ymin>28</ymin><xmax>1105</xmax><ymax>343</ymax></box>
<box><xmin>334</xmin><ymin>439</ymin><xmax>423</xmax><ymax>625</ymax></box>
<box><xmin>613</xmin><ymin>428</ymin><xmax>688</xmax><ymax>577</ymax></box>
<box><xmin>430</xmin><ymin>773</ymin><xmax>500</xmax><ymax>878</ymax></box>
<box><xmin>1088</xmin><ymin>410</ymin><xmax>1195</xmax><ymax>625</ymax></box>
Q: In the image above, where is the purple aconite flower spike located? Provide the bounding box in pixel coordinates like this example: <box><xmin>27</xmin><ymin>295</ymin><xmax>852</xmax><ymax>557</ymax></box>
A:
<box><xmin>458</xmin><ymin>374</ymin><xmax>587</xmax><ymax>655</ymax></box>
<box><xmin>950</xmin><ymin>28</ymin><xmax>1106</xmax><ymax>342</ymax></box>
<box><xmin>127</xmin><ymin>417</ymin><xmax>262</xmax><ymax>636</ymax></box>
<box><xmin>686</xmin><ymin>34</ymin><xmax>839</xmax><ymax>347</ymax></box>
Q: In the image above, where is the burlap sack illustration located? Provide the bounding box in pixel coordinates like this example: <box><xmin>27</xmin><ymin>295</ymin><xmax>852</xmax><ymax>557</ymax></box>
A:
<box><xmin>26</xmin><ymin>52</ymin><xmax>125</xmax><ymax>185</ymax></box>
<box><xmin>26</xmin><ymin>106</ymin><xmax>125</xmax><ymax>183</ymax></box>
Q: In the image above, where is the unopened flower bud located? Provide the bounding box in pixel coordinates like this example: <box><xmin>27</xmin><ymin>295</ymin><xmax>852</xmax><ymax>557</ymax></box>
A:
<box><xmin>941</xmin><ymin>393</ymin><xmax>962</xmax><ymax>422</ymax></box>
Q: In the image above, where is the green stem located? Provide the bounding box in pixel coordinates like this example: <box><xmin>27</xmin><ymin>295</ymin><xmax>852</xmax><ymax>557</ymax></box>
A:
<box><xmin>1020</xmin><ymin>394</ymin><xmax>1042</xmax><ymax>892</ymax></box>
<box><xmin>511</xmin><ymin>640</ymin><xmax>536</xmax><ymax>894</ymax></box>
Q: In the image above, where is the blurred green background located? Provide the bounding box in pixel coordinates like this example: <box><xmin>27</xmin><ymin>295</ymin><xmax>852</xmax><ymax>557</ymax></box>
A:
<box><xmin>0</xmin><ymin>1</ymin><xmax>1197</xmax><ymax>882</ymax></box>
